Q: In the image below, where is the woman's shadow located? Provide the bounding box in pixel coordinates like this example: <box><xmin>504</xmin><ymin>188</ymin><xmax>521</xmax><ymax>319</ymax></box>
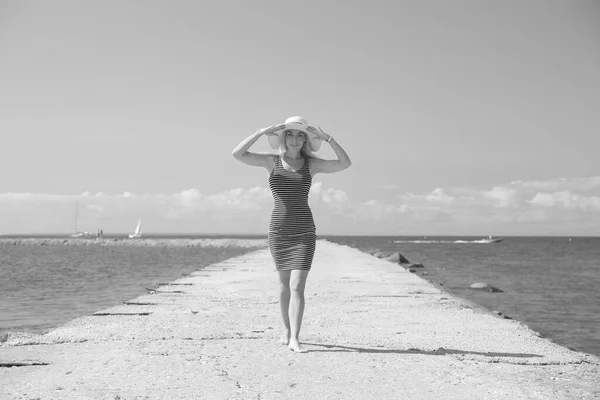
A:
<box><xmin>303</xmin><ymin>342</ymin><xmax>543</xmax><ymax>359</ymax></box>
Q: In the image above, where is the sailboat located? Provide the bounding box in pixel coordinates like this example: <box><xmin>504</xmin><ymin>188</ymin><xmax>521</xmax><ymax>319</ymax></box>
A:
<box><xmin>128</xmin><ymin>220</ymin><xmax>142</xmax><ymax>239</ymax></box>
<box><xmin>70</xmin><ymin>201</ymin><xmax>93</xmax><ymax>238</ymax></box>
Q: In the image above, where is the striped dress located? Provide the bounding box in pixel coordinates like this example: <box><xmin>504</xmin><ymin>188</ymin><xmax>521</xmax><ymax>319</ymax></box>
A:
<box><xmin>268</xmin><ymin>154</ymin><xmax>316</xmax><ymax>271</ymax></box>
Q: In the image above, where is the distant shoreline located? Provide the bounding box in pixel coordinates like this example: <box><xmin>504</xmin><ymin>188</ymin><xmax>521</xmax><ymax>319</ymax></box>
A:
<box><xmin>0</xmin><ymin>238</ymin><xmax>268</xmax><ymax>248</ymax></box>
<box><xmin>1</xmin><ymin>234</ymin><xmax>597</xmax><ymax>239</ymax></box>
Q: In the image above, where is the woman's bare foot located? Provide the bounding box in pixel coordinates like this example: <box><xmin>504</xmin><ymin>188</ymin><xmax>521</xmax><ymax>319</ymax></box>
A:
<box><xmin>288</xmin><ymin>339</ymin><xmax>308</xmax><ymax>353</ymax></box>
<box><xmin>278</xmin><ymin>331</ymin><xmax>290</xmax><ymax>345</ymax></box>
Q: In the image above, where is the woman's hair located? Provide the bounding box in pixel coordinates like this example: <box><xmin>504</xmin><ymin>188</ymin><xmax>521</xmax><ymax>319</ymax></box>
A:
<box><xmin>277</xmin><ymin>130</ymin><xmax>316</xmax><ymax>158</ymax></box>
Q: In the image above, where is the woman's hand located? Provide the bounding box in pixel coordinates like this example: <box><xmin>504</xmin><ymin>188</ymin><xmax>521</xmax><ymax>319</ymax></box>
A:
<box><xmin>258</xmin><ymin>124</ymin><xmax>285</xmax><ymax>136</ymax></box>
<box><xmin>307</xmin><ymin>125</ymin><xmax>331</xmax><ymax>141</ymax></box>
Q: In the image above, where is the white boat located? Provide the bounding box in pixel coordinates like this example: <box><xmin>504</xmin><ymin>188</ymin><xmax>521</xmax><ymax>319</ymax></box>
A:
<box><xmin>479</xmin><ymin>235</ymin><xmax>503</xmax><ymax>244</ymax></box>
<box><xmin>128</xmin><ymin>220</ymin><xmax>143</xmax><ymax>238</ymax></box>
<box><xmin>71</xmin><ymin>232</ymin><xmax>94</xmax><ymax>238</ymax></box>
<box><xmin>70</xmin><ymin>201</ymin><xmax>93</xmax><ymax>238</ymax></box>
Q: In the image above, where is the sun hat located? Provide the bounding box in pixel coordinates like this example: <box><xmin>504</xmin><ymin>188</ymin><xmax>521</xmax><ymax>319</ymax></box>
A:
<box><xmin>267</xmin><ymin>116</ymin><xmax>323</xmax><ymax>152</ymax></box>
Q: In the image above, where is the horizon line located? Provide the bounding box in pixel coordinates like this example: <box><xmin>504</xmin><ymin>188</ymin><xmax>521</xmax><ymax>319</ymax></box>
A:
<box><xmin>0</xmin><ymin>233</ymin><xmax>597</xmax><ymax>238</ymax></box>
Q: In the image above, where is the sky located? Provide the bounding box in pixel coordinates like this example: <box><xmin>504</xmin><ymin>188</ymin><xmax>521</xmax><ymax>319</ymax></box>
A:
<box><xmin>1</xmin><ymin>0</ymin><xmax>599</xmax><ymax>236</ymax></box>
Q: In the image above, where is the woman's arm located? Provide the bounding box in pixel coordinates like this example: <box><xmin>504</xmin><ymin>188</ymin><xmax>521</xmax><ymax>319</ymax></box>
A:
<box><xmin>232</xmin><ymin>124</ymin><xmax>284</xmax><ymax>170</ymax></box>
<box><xmin>307</xmin><ymin>126</ymin><xmax>352</xmax><ymax>175</ymax></box>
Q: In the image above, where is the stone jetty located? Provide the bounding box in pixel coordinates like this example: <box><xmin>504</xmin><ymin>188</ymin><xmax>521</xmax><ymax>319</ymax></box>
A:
<box><xmin>0</xmin><ymin>237</ymin><xmax>267</xmax><ymax>248</ymax></box>
<box><xmin>1</xmin><ymin>241</ymin><xmax>598</xmax><ymax>399</ymax></box>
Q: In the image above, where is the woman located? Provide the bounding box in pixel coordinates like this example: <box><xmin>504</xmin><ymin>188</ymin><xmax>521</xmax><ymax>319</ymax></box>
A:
<box><xmin>232</xmin><ymin>116</ymin><xmax>351</xmax><ymax>353</ymax></box>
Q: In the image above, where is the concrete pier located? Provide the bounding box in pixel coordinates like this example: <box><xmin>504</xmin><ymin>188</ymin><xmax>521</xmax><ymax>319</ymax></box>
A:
<box><xmin>2</xmin><ymin>241</ymin><xmax>599</xmax><ymax>399</ymax></box>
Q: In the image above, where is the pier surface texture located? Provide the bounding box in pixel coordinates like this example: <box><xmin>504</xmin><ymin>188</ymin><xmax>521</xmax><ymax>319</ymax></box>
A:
<box><xmin>2</xmin><ymin>241</ymin><xmax>599</xmax><ymax>399</ymax></box>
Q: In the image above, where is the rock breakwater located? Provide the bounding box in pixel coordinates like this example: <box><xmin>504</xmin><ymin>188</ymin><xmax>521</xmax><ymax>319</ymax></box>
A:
<box><xmin>0</xmin><ymin>238</ymin><xmax>268</xmax><ymax>248</ymax></box>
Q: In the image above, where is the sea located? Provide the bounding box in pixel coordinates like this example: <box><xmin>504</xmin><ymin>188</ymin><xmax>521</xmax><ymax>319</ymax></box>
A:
<box><xmin>1</xmin><ymin>235</ymin><xmax>599</xmax><ymax>358</ymax></box>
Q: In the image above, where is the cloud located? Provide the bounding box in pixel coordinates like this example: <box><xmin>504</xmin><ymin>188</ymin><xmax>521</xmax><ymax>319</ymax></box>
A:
<box><xmin>512</xmin><ymin>176</ymin><xmax>600</xmax><ymax>192</ymax></box>
<box><xmin>207</xmin><ymin>187</ymin><xmax>271</xmax><ymax>209</ymax></box>
<box><xmin>88</xmin><ymin>205</ymin><xmax>105</xmax><ymax>213</ymax></box>
<box><xmin>0</xmin><ymin>183</ymin><xmax>349</xmax><ymax>226</ymax></box>
<box><xmin>1</xmin><ymin>176</ymin><xmax>600</xmax><ymax>234</ymax></box>
<box><xmin>167</xmin><ymin>186</ymin><xmax>272</xmax><ymax>218</ymax></box>
<box><xmin>360</xmin><ymin>199</ymin><xmax>378</xmax><ymax>206</ymax></box>
<box><xmin>322</xmin><ymin>188</ymin><xmax>349</xmax><ymax>204</ymax></box>
<box><xmin>425</xmin><ymin>188</ymin><xmax>453</xmax><ymax>204</ymax></box>
<box><xmin>309</xmin><ymin>182</ymin><xmax>349</xmax><ymax>208</ymax></box>
<box><xmin>309</xmin><ymin>182</ymin><xmax>323</xmax><ymax>198</ymax></box>
<box><xmin>354</xmin><ymin>199</ymin><xmax>409</xmax><ymax>222</ymax></box>
<box><xmin>374</xmin><ymin>184</ymin><xmax>399</xmax><ymax>190</ymax></box>
<box><xmin>399</xmin><ymin>189</ymin><xmax>474</xmax><ymax>209</ymax></box>
<box><xmin>528</xmin><ymin>191</ymin><xmax>600</xmax><ymax>210</ymax></box>
<box><xmin>350</xmin><ymin>176</ymin><xmax>600</xmax><ymax>231</ymax></box>
<box><xmin>177</xmin><ymin>189</ymin><xmax>201</xmax><ymax>206</ymax></box>
<box><xmin>482</xmin><ymin>187</ymin><xmax>519</xmax><ymax>208</ymax></box>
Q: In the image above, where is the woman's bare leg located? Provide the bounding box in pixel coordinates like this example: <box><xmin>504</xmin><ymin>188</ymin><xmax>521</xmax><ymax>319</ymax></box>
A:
<box><xmin>288</xmin><ymin>269</ymin><xmax>310</xmax><ymax>353</ymax></box>
<box><xmin>277</xmin><ymin>270</ymin><xmax>291</xmax><ymax>345</ymax></box>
